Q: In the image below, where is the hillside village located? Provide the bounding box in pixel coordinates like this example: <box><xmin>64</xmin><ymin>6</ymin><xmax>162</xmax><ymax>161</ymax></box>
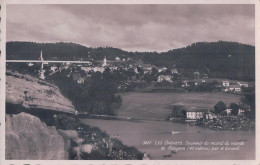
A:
<box><xmin>21</xmin><ymin>51</ymin><xmax>254</xmax><ymax>94</ymax></box>
<box><xmin>7</xmin><ymin>41</ymin><xmax>255</xmax><ymax>81</ymax></box>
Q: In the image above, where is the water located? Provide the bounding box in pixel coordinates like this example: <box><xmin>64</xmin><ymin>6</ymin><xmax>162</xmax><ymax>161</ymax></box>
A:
<box><xmin>82</xmin><ymin>118</ymin><xmax>255</xmax><ymax>160</ymax></box>
<box><xmin>81</xmin><ymin>92</ymin><xmax>254</xmax><ymax>160</ymax></box>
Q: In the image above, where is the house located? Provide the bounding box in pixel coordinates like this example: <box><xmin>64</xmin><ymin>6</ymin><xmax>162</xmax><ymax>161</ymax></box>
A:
<box><xmin>238</xmin><ymin>109</ymin><xmax>245</xmax><ymax>115</ymax></box>
<box><xmin>158</xmin><ymin>67</ymin><xmax>167</xmax><ymax>73</ymax></box>
<box><xmin>205</xmin><ymin>112</ymin><xmax>215</xmax><ymax>120</ymax></box>
<box><xmin>222</xmin><ymin>81</ymin><xmax>230</xmax><ymax>87</ymax></box>
<box><xmin>50</xmin><ymin>66</ymin><xmax>58</xmax><ymax>72</ymax></box>
<box><xmin>28</xmin><ymin>63</ymin><xmax>34</xmax><ymax>67</ymax></box>
<box><xmin>229</xmin><ymin>84</ymin><xmax>241</xmax><ymax>92</ymax></box>
<box><xmin>115</xmin><ymin>57</ymin><xmax>120</xmax><ymax>61</ymax></box>
<box><xmin>82</xmin><ymin>67</ymin><xmax>92</xmax><ymax>73</ymax></box>
<box><xmin>109</xmin><ymin>66</ymin><xmax>118</xmax><ymax>71</ymax></box>
<box><xmin>171</xmin><ymin>68</ymin><xmax>178</xmax><ymax>74</ymax></box>
<box><xmin>237</xmin><ymin>82</ymin><xmax>248</xmax><ymax>88</ymax></box>
<box><xmin>186</xmin><ymin>107</ymin><xmax>209</xmax><ymax>121</ymax></box>
<box><xmin>144</xmin><ymin>70</ymin><xmax>150</xmax><ymax>74</ymax></box>
<box><xmin>77</xmin><ymin>78</ymin><xmax>85</xmax><ymax>84</ymax></box>
<box><xmin>182</xmin><ymin>80</ymin><xmax>190</xmax><ymax>87</ymax></box>
<box><xmin>194</xmin><ymin>79</ymin><xmax>201</xmax><ymax>86</ymax></box>
<box><xmin>157</xmin><ymin>75</ymin><xmax>173</xmax><ymax>83</ymax></box>
<box><xmin>226</xmin><ymin>109</ymin><xmax>232</xmax><ymax>116</ymax></box>
<box><xmin>93</xmin><ymin>67</ymin><xmax>105</xmax><ymax>73</ymax></box>
<box><xmin>143</xmin><ymin>67</ymin><xmax>153</xmax><ymax>74</ymax></box>
<box><xmin>221</xmin><ymin>108</ymin><xmax>244</xmax><ymax>116</ymax></box>
<box><xmin>224</xmin><ymin>88</ymin><xmax>229</xmax><ymax>92</ymax></box>
<box><xmin>234</xmin><ymin>86</ymin><xmax>241</xmax><ymax>92</ymax></box>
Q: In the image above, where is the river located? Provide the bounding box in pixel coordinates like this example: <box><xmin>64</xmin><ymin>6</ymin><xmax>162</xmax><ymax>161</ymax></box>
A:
<box><xmin>81</xmin><ymin>92</ymin><xmax>255</xmax><ymax>160</ymax></box>
<box><xmin>81</xmin><ymin>118</ymin><xmax>255</xmax><ymax>160</ymax></box>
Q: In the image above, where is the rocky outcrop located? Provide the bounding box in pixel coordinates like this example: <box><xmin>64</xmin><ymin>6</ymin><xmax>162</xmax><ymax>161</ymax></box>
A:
<box><xmin>5</xmin><ymin>70</ymin><xmax>143</xmax><ymax>160</ymax></box>
<box><xmin>6</xmin><ymin>70</ymin><xmax>75</xmax><ymax>114</ymax></box>
<box><xmin>6</xmin><ymin>112</ymin><xmax>67</xmax><ymax>159</ymax></box>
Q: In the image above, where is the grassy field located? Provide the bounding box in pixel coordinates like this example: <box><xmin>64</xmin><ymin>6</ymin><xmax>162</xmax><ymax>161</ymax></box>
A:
<box><xmin>117</xmin><ymin>92</ymin><xmax>241</xmax><ymax>120</ymax></box>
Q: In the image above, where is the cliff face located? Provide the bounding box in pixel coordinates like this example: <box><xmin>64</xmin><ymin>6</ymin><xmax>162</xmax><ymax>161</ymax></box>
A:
<box><xmin>6</xmin><ymin>70</ymin><xmax>75</xmax><ymax>114</ymax></box>
<box><xmin>6</xmin><ymin>112</ymin><xmax>67</xmax><ymax>159</ymax></box>
<box><xmin>5</xmin><ymin>70</ymin><xmax>77</xmax><ymax>159</ymax></box>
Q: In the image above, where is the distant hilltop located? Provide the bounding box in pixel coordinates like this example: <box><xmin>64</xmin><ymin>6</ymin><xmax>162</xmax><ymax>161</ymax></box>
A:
<box><xmin>6</xmin><ymin>41</ymin><xmax>255</xmax><ymax>81</ymax></box>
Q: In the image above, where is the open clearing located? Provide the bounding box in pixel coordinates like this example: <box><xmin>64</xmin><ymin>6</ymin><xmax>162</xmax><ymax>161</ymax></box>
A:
<box><xmin>117</xmin><ymin>92</ymin><xmax>241</xmax><ymax>120</ymax></box>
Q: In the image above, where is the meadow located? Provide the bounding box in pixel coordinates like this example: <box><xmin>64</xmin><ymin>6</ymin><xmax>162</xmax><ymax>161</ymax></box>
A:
<box><xmin>117</xmin><ymin>92</ymin><xmax>241</xmax><ymax>120</ymax></box>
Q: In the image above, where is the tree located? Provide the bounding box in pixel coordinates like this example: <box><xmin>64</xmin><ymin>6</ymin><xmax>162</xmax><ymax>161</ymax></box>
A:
<box><xmin>229</xmin><ymin>103</ymin><xmax>239</xmax><ymax>115</ymax></box>
<box><xmin>103</xmin><ymin>67</ymin><xmax>112</xmax><ymax>80</ymax></box>
<box><xmin>180</xmin><ymin>109</ymin><xmax>187</xmax><ymax>118</ymax></box>
<box><xmin>137</xmin><ymin>66</ymin><xmax>144</xmax><ymax>75</ymax></box>
<box><xmin>214</xmin><ymin>101</ymin><xmax>226</xmax><ymax>114</ymax></box>
<box><xmin>240</xmin><ymin>93</ymin><xmax>255</xmax><ymax>120</ymax></box>
<box><xmin>151</xmin><ymin>67</ymin><xmax>158</xmax><ymax>75</ymax></box>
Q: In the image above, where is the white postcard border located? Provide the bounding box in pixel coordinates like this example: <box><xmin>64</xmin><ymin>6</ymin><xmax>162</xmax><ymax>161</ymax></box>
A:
<box><xmin>0</xmin><ymin>0</ymin><xmax>259</xmax><ymax>164</ymax></box>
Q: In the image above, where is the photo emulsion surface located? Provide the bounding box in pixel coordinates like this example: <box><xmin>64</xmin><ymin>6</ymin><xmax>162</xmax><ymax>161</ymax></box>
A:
<box><xmin>5</xmin><ymin>4</ymin><xmax>255</xmax><ymax>160</ymax></box>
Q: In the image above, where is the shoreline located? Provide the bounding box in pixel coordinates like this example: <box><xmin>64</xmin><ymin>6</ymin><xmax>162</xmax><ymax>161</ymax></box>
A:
<box><xmin>168</xmin><ymin>117</ymin><xmax>255</xmax><ymax>132</ymax></box>
<box><xmin>78</xmin><ymin>113</ymin><xmax>255</xmax><ymax>133</ymax></box>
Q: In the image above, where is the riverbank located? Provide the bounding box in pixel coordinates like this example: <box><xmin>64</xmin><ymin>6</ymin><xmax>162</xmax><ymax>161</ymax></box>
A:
<box><xmin>82</xmin><ymin>117</ymin><xmax>255</xmax><ymax>160</ymax></box>
<box><xmin>196</xmin><ymin>115</ymin><xmax>255</xmax><ymax>131</ymax></box>
<box><xmin>168</xmin><ymin>115</ymin><xmax>255</xmax><ymax>131</ymax></box>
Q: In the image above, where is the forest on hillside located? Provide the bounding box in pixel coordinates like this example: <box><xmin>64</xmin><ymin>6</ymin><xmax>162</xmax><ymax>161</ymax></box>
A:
<box><xmin>7</xmin><ymin>41</ymin><xmax>255</xmax><ymax>81</ymax></box>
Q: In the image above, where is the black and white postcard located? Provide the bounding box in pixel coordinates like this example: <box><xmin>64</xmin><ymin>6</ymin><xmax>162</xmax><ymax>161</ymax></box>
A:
<box><xmin>0</xmin><ymin>0</ymin><xmax>259</xmax><ymax>164</ymax></box>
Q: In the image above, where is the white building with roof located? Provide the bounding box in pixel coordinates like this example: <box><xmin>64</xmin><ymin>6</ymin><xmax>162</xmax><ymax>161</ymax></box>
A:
<box><xmin>229</xmin><ymin>84</ymin><xmax>241</xmax><ymax>92</ymax></box>
<box><xmin>50</xmin><ymin>66</ymin><xmax>58</xmax><ymax>72</ymax></box>
<box><xmin>115</xmin><ymin>57</ymin><xmax>120</xmax><ymax>61</ymax></box>
<box><xmin>157</xmin><ymin>75</ymin><xmax>173</xmax><ymax>83</ymax></box>
<box><xmin>28</xmin><ymin>63</ymin><xmax>34</xmax><ymax>67</ymax></box>
<box><xmin>186</xmin><ymin>107</ymin><xmax>209</xmax><ymax>120</ymax></box>
<box><xmin>158</xmin><ymin>67</ymin><xmax>167</xmax><ymax>73</ymax></box>
<box><xmin>222</xmin><ymin>81</ymin><xmax>230</xmax><ymax>87</ymax></box>
<box><xmin>171</xmin><ymin>68</ymin><xmax>178</xmax><ymax>74</ymax></box>
<box><xmin>237</xmin><ymin>82</ymin><xmax>248</xmax><ymax>88</ymax></box>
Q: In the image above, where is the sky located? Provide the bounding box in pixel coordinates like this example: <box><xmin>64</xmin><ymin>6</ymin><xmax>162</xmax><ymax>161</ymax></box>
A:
<box><xmin>7</xmin><ymin>4</ymin><xmax>255</xmax><ymax>52</ymax></box>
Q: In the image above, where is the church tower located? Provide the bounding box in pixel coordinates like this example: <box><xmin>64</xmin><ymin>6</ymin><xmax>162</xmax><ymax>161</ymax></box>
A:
<box><xmin>39</xmin><ymin>50</ymin><xmax>45</xmax><ymax>79</ymax></box>
<box><xmin>40</xmin><ymin>50</ymin><xmax>44</xmax><ymax>61</ymax></box>
<box><xmin>102</xmin><ymin>56</ymin><xmax>107</xmax><ymax>67</ymax></box>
